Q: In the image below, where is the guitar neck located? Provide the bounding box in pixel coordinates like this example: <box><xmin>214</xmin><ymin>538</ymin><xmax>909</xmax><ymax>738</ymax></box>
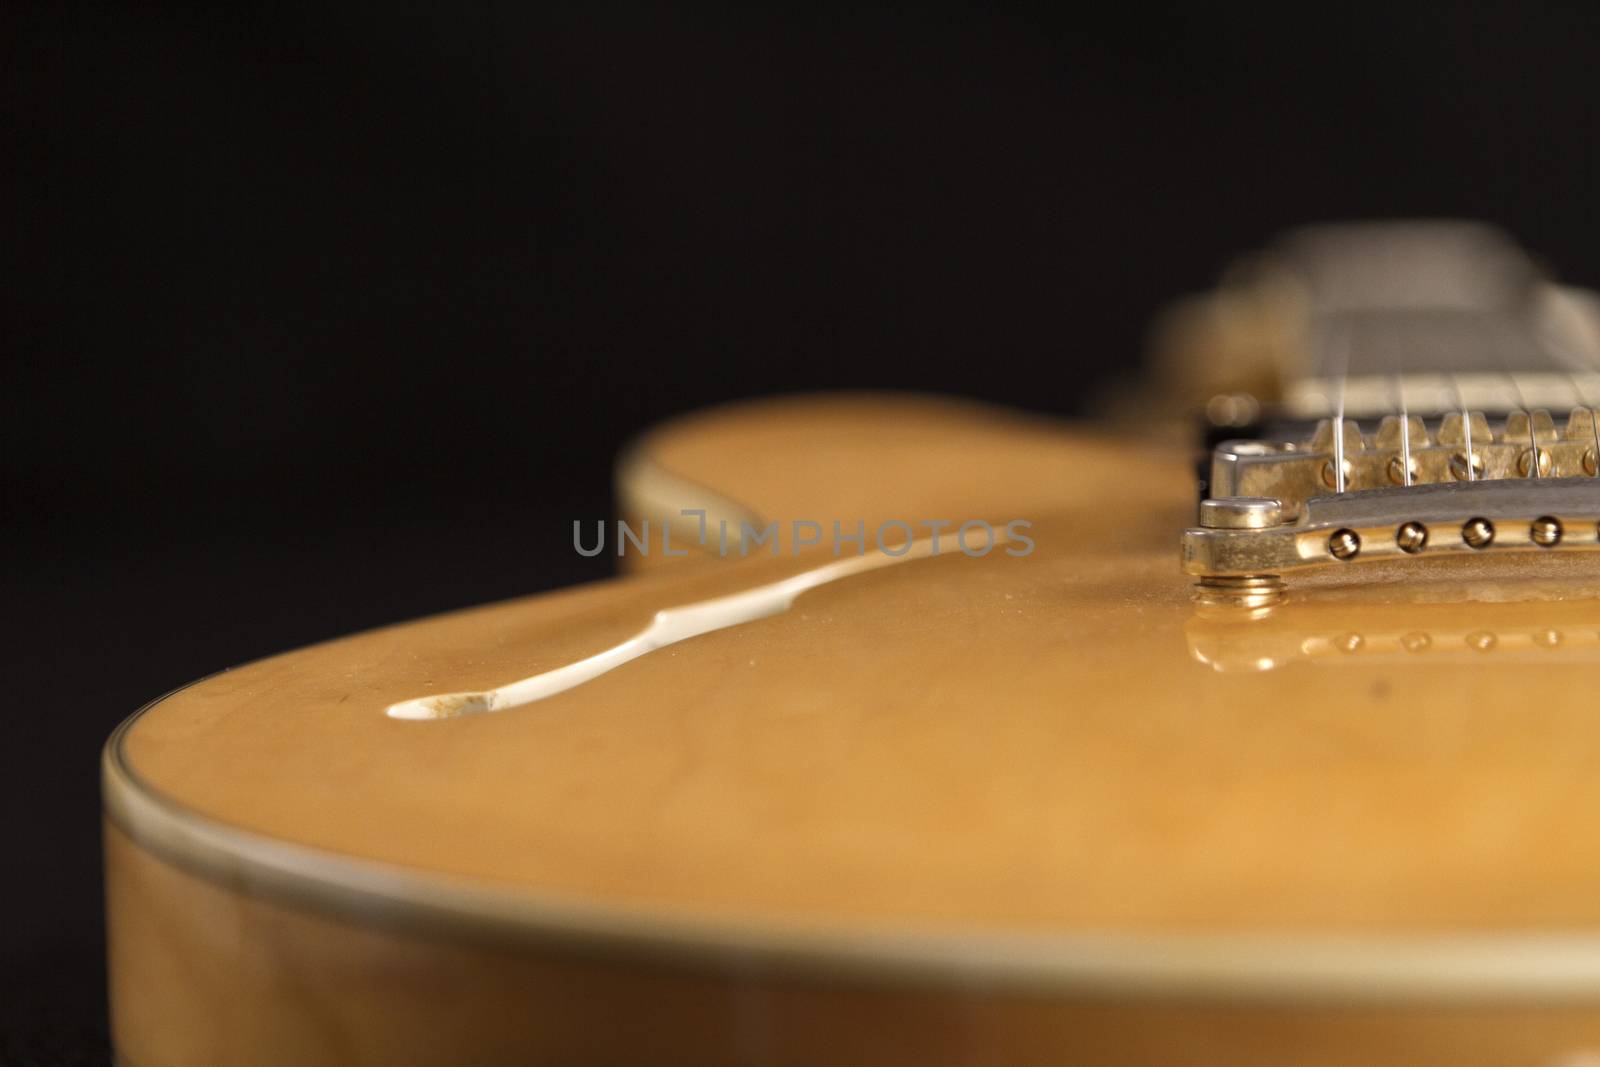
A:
<box><xmin>1277</xmin><ymin>221</ymin><xmax>1600</xmax><ymax>420</ymax></box>
<box><xmin>1157</xmin><ymin>220</ymin><xmax>1600</xmax><ymax>427</ymax></box>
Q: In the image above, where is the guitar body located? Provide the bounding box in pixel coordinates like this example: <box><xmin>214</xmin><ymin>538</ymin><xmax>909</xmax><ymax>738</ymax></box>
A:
<box><xmin>105</xmin><ymin>391</ymin><xmax>1600</xmax><ymax>1066</ymax></box>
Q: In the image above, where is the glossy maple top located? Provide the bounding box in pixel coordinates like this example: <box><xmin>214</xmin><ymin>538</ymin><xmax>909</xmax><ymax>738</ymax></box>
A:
<box><xmin>111</xmin><ymin>395</ymin><xmax>1600</xmax><ymax>953</ymax></box>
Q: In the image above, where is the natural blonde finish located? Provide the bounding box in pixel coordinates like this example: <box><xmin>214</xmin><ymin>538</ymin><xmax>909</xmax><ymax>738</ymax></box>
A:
<box><xmin>107</xmin><ymin>394</ymin><xmax>1600</xmax><ymax>1064</ymax></box>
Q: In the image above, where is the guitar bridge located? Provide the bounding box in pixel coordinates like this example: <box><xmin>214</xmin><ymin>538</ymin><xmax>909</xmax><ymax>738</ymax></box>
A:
<box><xmin>1183</xmin><ymin>408</ymin><xmax>1600</xmax><ymax>602</ymax></box>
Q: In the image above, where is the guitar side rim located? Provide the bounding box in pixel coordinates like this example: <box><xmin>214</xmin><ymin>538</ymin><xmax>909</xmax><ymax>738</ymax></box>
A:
<box><xmin>104</xmin><ymin>675</ymin><xmax>1600</xmax><ymax>1005</ymax></box>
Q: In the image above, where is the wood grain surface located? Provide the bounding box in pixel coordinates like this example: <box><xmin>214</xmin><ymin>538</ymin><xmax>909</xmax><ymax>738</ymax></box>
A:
<box><xmin>106</xmin><ymin>393</ymin><xmax>1600</xmax><ymax>1064</ymax></box>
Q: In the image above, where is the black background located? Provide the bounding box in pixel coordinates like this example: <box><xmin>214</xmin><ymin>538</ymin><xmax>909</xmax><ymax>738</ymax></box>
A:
<box><xmin>8</xmin><ymin>4</ymin><xmax>1600</xmax><ymax>1061</ymax></box>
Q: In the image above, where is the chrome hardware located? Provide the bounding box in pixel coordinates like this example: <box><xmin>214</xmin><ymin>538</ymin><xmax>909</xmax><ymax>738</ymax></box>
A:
<box><xmin>1194</xmin><ymin>574</ymin><xmax>1287</xmax><ymax>610</ymax></box>
<box><xmin>1198</xmin><ymin>497</ymin><xmax>1295</xmax><ymax>530</ymax></box>
<box><xmin>1326</xmin><ymin>529</ymin><xmax>1361</xmax><ymax>561</ymax></box>
<box><xmin>1461</xmin><ymin>517</ymin><xmax>1495</xmax><ymax>549</ymax></box>
<box><xmin>1532</xmin><ymin>516</ymin><xmax>1564</xmax><ymax>547</ymax></box>
<box><xmin>1211</xmin><ymin>408</ymin><xmax>1600</xmax><ymax>515</ymax></box>
<box><xmin>1183</xmin><ymin>478</ymin><xmax>1600</xmax><ymax>582</ymax></box>
<box><xmin>1395</xmin><ymin>521</ymin><xmax>1428</xmax><ymax>554</ymax></box>
<box><xmin>1177</xmin><ymin>222</ymin><xmax>1600</xmax><ymax>593</ymax></box>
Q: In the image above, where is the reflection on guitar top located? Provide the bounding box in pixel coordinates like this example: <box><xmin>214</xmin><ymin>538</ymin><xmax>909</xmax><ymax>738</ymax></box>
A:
<box><xmin>1187</xmin><ymin>595</ymin><xmax>1600</xmax><ymax>673</ymax></box>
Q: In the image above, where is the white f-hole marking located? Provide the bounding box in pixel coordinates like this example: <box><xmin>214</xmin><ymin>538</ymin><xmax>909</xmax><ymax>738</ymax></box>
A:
<box><xmin>386</xmin><ymin>535</ymin><xmax>979</xmax><ymax>720</ymax></box>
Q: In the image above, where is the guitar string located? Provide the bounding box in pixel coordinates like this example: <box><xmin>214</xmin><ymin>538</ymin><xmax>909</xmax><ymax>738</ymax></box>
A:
<box><xmin>1534</xmin><ymin>321</ymin><xmax>1600</xmax><ymax>477</ymax></box>
<box><xmin>1322</xmin><ymin>274</ymin><xmax>1600</xmax><ymax>490</ymax></box>
<box><xmin>1391</xmin><ymin>363</ymin><xmax>1412</xmax><ymax>486</ymax></box>
<box><xmin>1500</xmin><ymin>313</ymin><xmax>1600</xmax><ymax>478</ymax></box>
<box><xmin>1505</xmin><ymin>370</ymin><xmax>1541</xmax><ymax>479</ymax></box>
<box><xmin>1549</xmin><ymin>315</ymin><xmax>1600</xmax><ymax>476</ymax></box>
<box><xmin>1330</xmin><ymin>323</ymin><xmax>1350</xmax><ymax>495</ymax></box>
<box><xmin>1571</xmin><ymin>372</ymin><xmax>1600</xmax><ymax>477</ymax></box>
<box><xmin>1449</xmin><ymin>374</ymin><xmax>1476</xmax><ymax>482</ymax></box>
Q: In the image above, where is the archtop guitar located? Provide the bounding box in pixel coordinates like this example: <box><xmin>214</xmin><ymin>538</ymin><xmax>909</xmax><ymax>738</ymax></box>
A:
<box><xmin>106</xmin><ymin>221</ymin><xmax>1600</xmax><ymax>1066</ymax></box>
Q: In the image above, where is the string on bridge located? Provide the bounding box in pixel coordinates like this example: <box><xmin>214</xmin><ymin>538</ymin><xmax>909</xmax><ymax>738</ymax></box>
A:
<box><xmin>1572</xmin><ymin>374</ymin><xmax>1600</xmax><ymax>478</ymax></box>
<box><xmin>1330</xmin><ymin>326</ymin><xmax>1350</xmax><ymax>494</ymax></box>
<box><xmin>1545</xmin><ymin>326</ymin><xmax>1600</xmax><ymax>479</ymax></box>
<box><xmin>1390</xmin><ymin>371</ymin><xmax>1412</xmax><ymax>486</ymax></box>
<box><xmin>1449</xmin><ymin>375</ymin><xmax>1476</xmax><ymax>483</ymax></box>
<box><xmin>1505</xmin><ymin>371</ymin><xmax>1542</xmax><ymax>479</ymax></box>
